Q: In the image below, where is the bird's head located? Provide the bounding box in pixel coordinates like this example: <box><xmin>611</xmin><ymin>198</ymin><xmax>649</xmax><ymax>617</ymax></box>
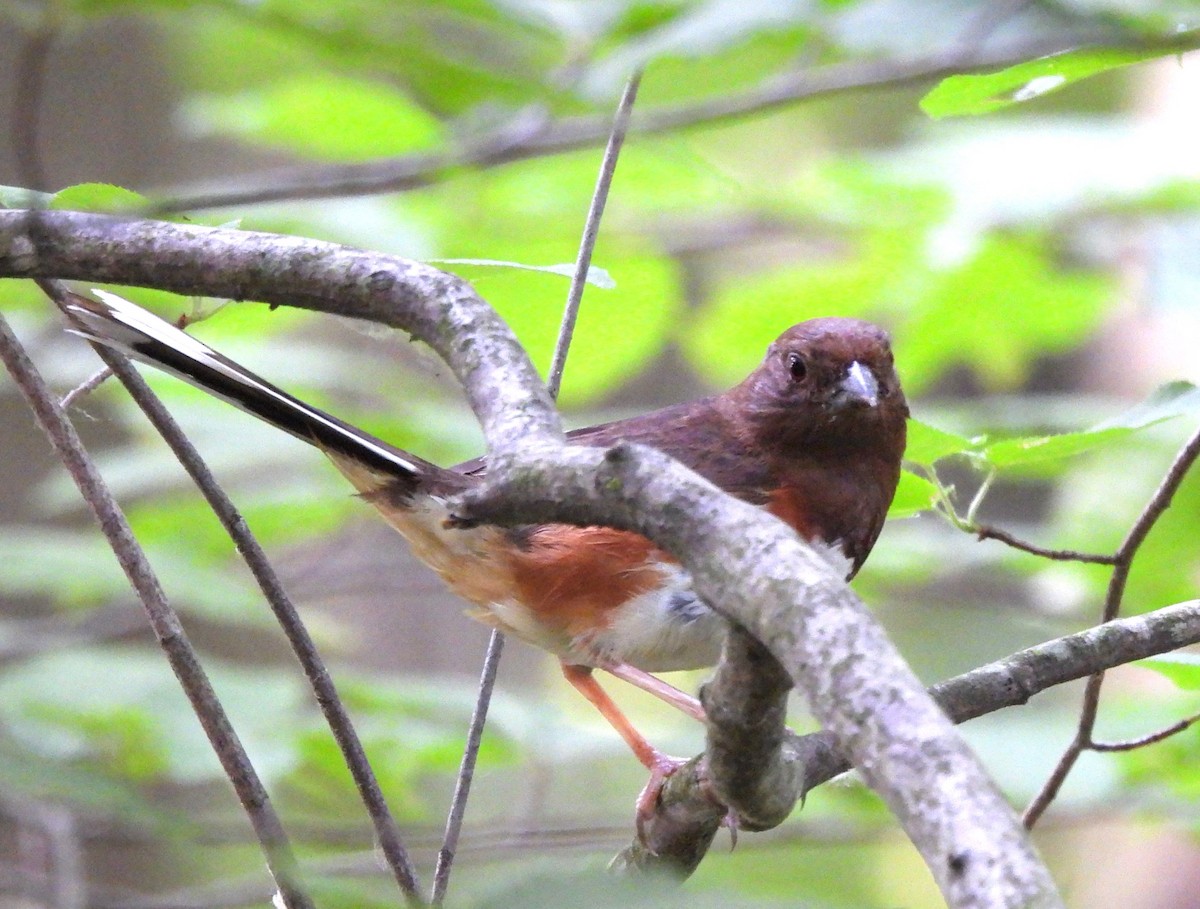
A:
<box><xmin>736</xmin><ymin>317</ymin><xmax>908</xmax><ymax>457</ymax></box>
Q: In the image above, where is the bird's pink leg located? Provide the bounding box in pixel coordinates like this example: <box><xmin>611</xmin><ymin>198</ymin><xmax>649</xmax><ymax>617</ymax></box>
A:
<box><xmin>560</xmin><ymin>663</ymin><xmax>686</xmax><ymax>827</ymax></box>
<box><xmin>561</xmin><ymin>663</ymin><xmax>739</xmax><ymax>842</ymax></box>
<box><xmin>602</xmin><ymin>662</ymin><xmax>706</xmax><ymax>722</ymax></box>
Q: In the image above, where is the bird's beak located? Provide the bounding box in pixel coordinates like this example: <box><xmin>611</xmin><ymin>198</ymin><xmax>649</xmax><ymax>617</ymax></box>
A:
<box><xmin>830</xmin><ymin>361</ymin><xmax>879</xmax><ymax>410</ymax></box>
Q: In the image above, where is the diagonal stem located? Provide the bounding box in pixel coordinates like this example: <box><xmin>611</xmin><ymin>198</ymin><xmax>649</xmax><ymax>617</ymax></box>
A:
<box><xmin>546</xmin><ymin>70</ymin><xmax>643</xmax><ymax>400</ymax></box>
<box><xmin>0</xmin><ymin>308</ymin><xmax>313</xmax><ymax>909</ymax></box>
<box><xmin>431</xmin><ymin>631</ymin><xmax>504</xmax><ymax>906</ymax></box>
<box><xmin>43</xmin><ymin>280</ymin><xmax>424</xmax><ymax>905</ymax></box>
<box><xmin>1024</xmin><ymin>423</ymin><xmax>1200</xmax><ymax>828</ymax></box>
<box><xmin>432</xmin><ymin>71</ymin><xmax>643</xmax><ymax>903</ymax></box>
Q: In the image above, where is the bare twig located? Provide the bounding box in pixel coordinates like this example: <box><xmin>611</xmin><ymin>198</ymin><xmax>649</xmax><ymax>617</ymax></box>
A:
<box><xmin>433</xmin><ymin>71</ymin><xmax>642</xmax><ymax>903</ymax></box>
<box><xmin>1109</xmin><ymin>425</ymin><xmax>1200</xmax><ymax>615</ymax></box>
<box><xmin>1092</xmin><ymin>712</ymin><xmax>1200</xmax><ymax>753</ymax></box>
<box><xmin>926</xmin><ymin>464</ymin><xmax>1116</xmax><ymax>565</ymax></box>
<box><xmin>42</xmin><ymin>280</ymin><xmax>424</xmax><ymax>906</ymax></box>
<box><xmin>59</xmin><ymin>365</ymin><xmax>113</xmax><ymax>409</ymax></box>
<box><xmin>1024</xmin><ymin>423</ymin><xmax>1200</xmax><ymax>828</ymax></box>
<box><xmin>545</xmin><ymin>70</ymin><xmax>642</xmax><ymax>401</ymax></box>
<box><xmin>974</xmin><ymin>525</ymin><xmax>1117</xmax><ymax>565</ymax></box>
<box><xmin>430</xmin><ymin>631</ymin><xmax>504</xmax><ymax>906</ymax></box>
<box><xmin>0</xmin><ymin>310</ymin><xmax>313</xmax><ymax>909</ymax></box>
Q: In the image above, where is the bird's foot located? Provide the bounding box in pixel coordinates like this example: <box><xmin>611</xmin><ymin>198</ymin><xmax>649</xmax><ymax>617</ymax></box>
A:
<box><xmin>634</xmin><ymin>752</ymin><xmax>688</xmax><ymax>841</ymax></box>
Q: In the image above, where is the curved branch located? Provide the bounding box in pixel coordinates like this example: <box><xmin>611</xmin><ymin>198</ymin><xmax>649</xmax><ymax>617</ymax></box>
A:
<box><xmin>0</xmin><ymin>211</ymin><xmax>1060</xmax><ymax>906</ymax></box>
<box><xmin>0</xmin><ymin>208</ymin><xmax>561</xmax><ymax>457</ymax></box>
<box><xmin>453</xmin><ymin>442</ymin><xmax>1061</xmax><ymax>906</ymax></box>
<box><xmin>618</xmin><ymin>597</ymin><xmax>1200</xmax><ymax>874</ymax></box>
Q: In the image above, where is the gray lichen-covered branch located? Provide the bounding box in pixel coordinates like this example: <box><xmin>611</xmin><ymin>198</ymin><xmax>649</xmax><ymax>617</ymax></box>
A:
<box><xmin>0</xmin><ymin>209</ymin><xmax>1063</xmax><ymax>907</ymax></box>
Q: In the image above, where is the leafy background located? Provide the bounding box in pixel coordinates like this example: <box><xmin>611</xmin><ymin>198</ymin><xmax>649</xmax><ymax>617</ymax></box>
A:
<box><xmin>3</xmin><ymin>1</ymin><xmax>1200</xmax><ymax>907</ymax></box>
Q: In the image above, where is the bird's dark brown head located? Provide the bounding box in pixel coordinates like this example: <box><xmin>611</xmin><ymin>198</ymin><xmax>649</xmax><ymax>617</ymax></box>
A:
<box><xmin>719</xmin><ymin>317</ymin><xmax>909</xmax><ymax>576</ymax></box>
<box><xmin>732</xmin><ymin>317</ymin><xmax>908</xmax><ymax>459</ymax></box>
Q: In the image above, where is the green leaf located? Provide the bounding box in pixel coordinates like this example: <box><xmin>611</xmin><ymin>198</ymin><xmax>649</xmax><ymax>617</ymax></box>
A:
<box><xmin>49</xmin><ymin>182</ymin><xmax>148</xmax><ymax>213</ymax></box>
<box><xmin>889</xmin><ymin>470</ymin><xmax>938</xmax><ymax>518</ymax></box>
<box><xmin>895</xmin><ymin>236</ymin><xmax>1111</xmax><ymax>394</ymax></box>
<box><xmin>920</xmin><ymin>46</ymin><xmax>1169</xmax><ymax>119</ymax></box>
<box><xmin>183</xmin><ymin>72</ymin><xmax>445</xmax><ymax>161</ymax></box>
<box><xmin>1139</xmin><ymin>647</ymin><xmax>1200</xmax><ymax>690</ymax></box>
<box><xmin>1093</xmin><ymin>380</ymin><xmax>1200</xmax><ymax>432</ymax></box>
<box><xmin>905</xmin><ymin>418</ymin><xmax>976</xmax><ymax>467</ymax></box>
<box><xmin>982</xmin><ymin>382</ymin><xmax>1200</xmax><ymax>468</ymax></box>
<box><xmin>982</xmin><ymin>426</ymin><xmax>1132</xmax><ymax>468</ymax></box>
<box><xmin>431</xmin><ymin>258</ymin><xmax>615</xmax><ymax>289</ymax></box>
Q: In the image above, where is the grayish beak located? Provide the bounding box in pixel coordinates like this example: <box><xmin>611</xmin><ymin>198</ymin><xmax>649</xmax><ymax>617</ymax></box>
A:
<box><xmin>831</xmin><ymin>361</ymin><xmax>879</xmax><ymax>409</ymax></box>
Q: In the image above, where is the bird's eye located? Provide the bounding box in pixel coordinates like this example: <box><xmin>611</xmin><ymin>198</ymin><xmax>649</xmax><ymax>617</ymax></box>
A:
<box><xmin>786</xmin><ymin>352</ymin><xmax>807</xmax><ymax>382</ymax></box>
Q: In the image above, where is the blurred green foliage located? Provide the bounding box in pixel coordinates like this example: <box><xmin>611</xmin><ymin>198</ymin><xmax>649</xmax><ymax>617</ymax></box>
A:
<box><xmin>4</xmin><ymin>0</ymin><xmax>1200</xmax><ymax>906</ymax></box>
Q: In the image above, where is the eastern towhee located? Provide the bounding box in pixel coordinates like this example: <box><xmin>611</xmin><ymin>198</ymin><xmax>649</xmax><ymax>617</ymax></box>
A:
<box><xmin>65</xmin><ymin>289</ymin><xmax>908</xmax><ymax>816</ymax></box>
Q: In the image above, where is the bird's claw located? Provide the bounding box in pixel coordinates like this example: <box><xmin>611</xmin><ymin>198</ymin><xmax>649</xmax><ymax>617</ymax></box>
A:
<box><xmin>634</xmin><ymin>753</ymin><xmax>688</xmax><ymax>842</ymax></box>
<box><xmin>722</xmin><ymin>808</ymin><xmax>739</xmax><ymax>850</ymax></box>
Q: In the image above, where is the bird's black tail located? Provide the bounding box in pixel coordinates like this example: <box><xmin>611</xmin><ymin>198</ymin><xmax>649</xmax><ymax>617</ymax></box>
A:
<box><xmin>65</xmin><ymin>289</ymin><xmax>432</xmax><ymax>491</ymax></box>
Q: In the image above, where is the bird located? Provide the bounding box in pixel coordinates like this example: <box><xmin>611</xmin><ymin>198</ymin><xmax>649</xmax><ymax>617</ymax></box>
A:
<box><xmin>64</xmin><ymin>288</ymin><xmax>909</xmax><ymax>819</ymax></box>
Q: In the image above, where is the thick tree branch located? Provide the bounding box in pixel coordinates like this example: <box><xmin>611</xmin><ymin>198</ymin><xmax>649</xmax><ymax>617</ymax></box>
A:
<box><xmin>0</xmin><ymin>208</ymin><xmax>562</xmax><ymax>456</ymax></box>
<box><xmin>457</xmin><ymin>443</ymin><xmax>1061</xmax><ymax>906</ymax></box>
<box><xmin>619</xmin><ymin>597</ymin><xmax>1200</xmax><ymax>874</ymax></box>
<box><xmin>0</xmin><ymin>211</ymin><xmax>1063</xmax><ymax>906</ymax></box>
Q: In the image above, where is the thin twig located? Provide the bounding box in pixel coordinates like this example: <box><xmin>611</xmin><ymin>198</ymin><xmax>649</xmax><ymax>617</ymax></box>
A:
<box><xmin>148</xmin><ymin>32</ymin><xmax>1192</xmax><ymax>214</ymax></box>
<box><xmin>1109</xmin><ymin>425</ymin><xmax>1200</xmax><ymax>613</ymax></box>
<box><xmin>431</xmin><ymin>70</ymin><xmax>643</xmax><ymax>903</ymax></box>
<box><xmin>1024</xmin><ymin>423</ymin><xmax>1200</xmax><ymax>828</ymax></box>
<box><xmin>12</xmin><ymin>24</ymin><xmax>57</xmax><ymax>191</ymax></box>
<box><xmin>43</xmin><ymin>281</ymin><xmax>424</xmax><ymax>906</ymax></box>
<box><xmin>974</xmin><ymin>525</ymin><xmax>1117</xmax><ymax>565</ymax></box>
<box><xmin>0</xmin><ymin>308</ymin><xmax>313</xmax><ymax>909</ymax></box>
<box><xmin>59</xmin><ymin>365</ymin><xmax>113</xmax><ymax>409</ymax></box>
<box><xmin>545</xmin><ymin>70</ymin><xmax>642</xmax><ymax>400</ymax></box>
<box><xmin>1092</xmin><ymin>711</ymin><xmax>1200</xmax><ymax>753</ymax></box>
<box><xmin>430</xmin><ymin>632</ymin><xmax>504</xmax><ymax>906</ymax></box>
<box><xmin>926</xmin><ymin>463</ymin><xmax>1117</xmax><ymax>564</ymax></box>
